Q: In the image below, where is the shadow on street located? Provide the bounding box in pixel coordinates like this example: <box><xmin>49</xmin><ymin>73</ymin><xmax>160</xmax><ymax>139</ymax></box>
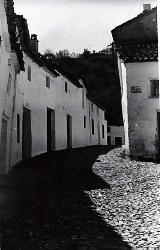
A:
<box><xmin>0</xmin><ymin>146</ymin><xmax>132</xmax><ymax>250</ymax></box>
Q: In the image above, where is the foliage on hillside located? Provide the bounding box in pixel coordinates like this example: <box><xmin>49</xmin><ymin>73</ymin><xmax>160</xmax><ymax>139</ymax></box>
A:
<box><xmin>44</xmin><ymin>49</ymin><xmax>123</xmax><ymax>125</ymax></box>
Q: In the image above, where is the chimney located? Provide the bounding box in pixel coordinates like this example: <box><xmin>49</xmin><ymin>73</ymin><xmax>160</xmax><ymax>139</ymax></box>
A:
<box><xmin>30</xmin><ymin>34</ymin><xmax>39</xmax><ymax>54</ymax></box>
<box><xmin>143</xmin><ymin>4</ymin><xmax>151</xmax><ymax>12</ymax></box>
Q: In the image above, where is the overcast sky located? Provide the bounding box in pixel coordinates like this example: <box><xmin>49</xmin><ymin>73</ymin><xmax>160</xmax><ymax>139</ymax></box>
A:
<box><xmin>14</xmin><ymin>0</ymin><xmax>157</xmax><ymax>54</ymax></box>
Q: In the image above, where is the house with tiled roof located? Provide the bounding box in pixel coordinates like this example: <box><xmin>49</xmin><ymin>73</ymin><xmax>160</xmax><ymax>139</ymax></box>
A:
<box><xmin>0</xmin><ymin>0</ymin><xmax>107</xmax><ymax>173</ymax></box>
<box><xmin>112</xmin><ymin>5</ymin><xmax>158</xmax><ymax>160</ymax></box>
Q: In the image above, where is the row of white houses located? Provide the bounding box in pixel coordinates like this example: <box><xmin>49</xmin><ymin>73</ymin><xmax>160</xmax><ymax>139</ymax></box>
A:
<box><xmin>0</xmin><ymin>0</ymin><xmax>107</xmax><ymax>174</ymax></box>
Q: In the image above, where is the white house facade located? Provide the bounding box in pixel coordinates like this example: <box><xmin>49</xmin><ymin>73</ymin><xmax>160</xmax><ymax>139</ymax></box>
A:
<box><xmin>0</xmin><ymin>0</ymin><xmax>21</xmax><ymax>174</ymax></box>
<box><xmin>112</xmin><ymin>6</ymin><xmax>159</xmax><ymax>160</ymax></box>
<box><xmin>0</xmin><ymin>4</ymin><xmax>107</xmax><ymax>174</ymax></box>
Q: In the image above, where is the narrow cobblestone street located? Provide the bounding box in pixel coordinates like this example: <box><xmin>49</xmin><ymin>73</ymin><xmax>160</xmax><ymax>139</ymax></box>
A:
<box><xmin>0</xmin><ymin>146</ymin><xmax>132</xmax><ymax>250</ymax></box>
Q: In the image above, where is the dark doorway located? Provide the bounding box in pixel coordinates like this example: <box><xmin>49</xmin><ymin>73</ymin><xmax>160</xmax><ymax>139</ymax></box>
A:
<box><xmin>107</xmin><ymin>136</ymin><xmax>111</xmax><ymax>146</ymax></box>
<box><xmin>22</xmin><ymin>108</ymin><xmax>32</xmax><ymax>160</ymax></box>
<box><xmin>67</xmin><ymin>114</ymin><xmax>72</xmax><ymax>148</ymax></box>
<box><xmin>0</xmin><ymin>119</ymin><xmax>8</xmax><ymax>174</ymax></box>
<box><xmin>47</xmin><ymin>108</ymin><xmax>55</xmax><ymax>152</ymax></box>
<box><xmin>115</xmin><ymin>137</ymin><xmax>122</xmax><ymax>146</ymax></box>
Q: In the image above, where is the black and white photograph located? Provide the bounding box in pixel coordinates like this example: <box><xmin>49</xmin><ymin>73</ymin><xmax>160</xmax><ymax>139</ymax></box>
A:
<box><xmin>0</xmin><ymin>0</ymin><xmax>158</xmax><ymax>249</ymax></box>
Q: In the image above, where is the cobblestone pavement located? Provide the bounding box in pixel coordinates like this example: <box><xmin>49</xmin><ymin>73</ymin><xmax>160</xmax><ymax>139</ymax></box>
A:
<box><xmin>0</xmin><ymin>146</ymin><xmax>132</xmax><ymax>250</ymax></box>
<box><xmin>86</xmin><ymin>148</ymin><xmax>160</xmax><ymax>250</ymax></box>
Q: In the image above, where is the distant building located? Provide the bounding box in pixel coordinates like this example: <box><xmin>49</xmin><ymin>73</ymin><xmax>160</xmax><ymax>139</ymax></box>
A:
<box><xmin>0</xmin><ymin>0</ymin><xmax>107</xmax><ymax>174</ymax></box>
<box><xmin>112</xmin><ymin>6</ymin><xmax>158</xmax><ymax>160</ymax></box>
<box><xmin>107</xmin><ymin>126</ymin><xmax>125</xmax><ymax>146</ymax></box>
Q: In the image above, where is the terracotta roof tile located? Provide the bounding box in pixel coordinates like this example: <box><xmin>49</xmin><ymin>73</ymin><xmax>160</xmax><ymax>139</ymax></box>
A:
<box><xmin>117</xmin><ymin>42</ymin><xmax>158</xmax><ymax>63</ymax></box>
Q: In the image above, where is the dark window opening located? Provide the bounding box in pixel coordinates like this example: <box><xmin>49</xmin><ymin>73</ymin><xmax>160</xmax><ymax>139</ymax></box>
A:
<box><xmin>28</xmin><ymin>65</ymin><xmax>31</xmax><ymax>81</ymax></box>
<box><xmin>17</xmin><ymin>114</ymin><xmax>20</xmax><ymax>143</ymax></box>
<box><xmin>91</xmin><ymin>103</ymin><xmax>93</xmax><ymax>112</ymax></box>
<box><xmin>82</xmin><ymin>90</ymin><xmax>85</xmax><ymax>108</ymax></box>
<box><xmin>46</xmin><ymin>76</ymin><xmax>50</xmax><ymax>88</ymax></box>
<box><xmin>91</xmin><ymin>119</ymin><xmax>94</xmax><ymax>135</ymax></box>
<box><xmin>97</xmin><ymin>107</ymin><xmax>99</xmax><ymax>115</ymax></box>
<box><xmin>107</xmin><ymin>126</ymin><xmax>110</xmax><ymax>133</ymax></box>
<box><xmin>65</xmin><ymin>82</ymin><xmax>68</xmax><ymax>92</ymax></box>
<box><xmin>84</xmin><ymin>115</ymin><xmax>86</xmax><ymax>128</ymax></box>
<box><xmin>151</xmin><ymin>80</ymin><xmax>159</xmax><ymax>97</ymax></box>
<box><xmin>102</xmin><ymin>124</ymin><xmax>104</xmax><ymax>138</ymax></box>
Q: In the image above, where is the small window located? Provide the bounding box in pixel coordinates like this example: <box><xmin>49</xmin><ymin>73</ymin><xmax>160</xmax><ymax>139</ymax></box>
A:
<box><xmin>82</xmin><ymin>89</ymin><xmax>85</xmax><ymax>108</ymax></box>
<box><xmin>107</xmin><ymin>126</ymin><xmax>110</xmax><ymax>133</ymax></box>
<box><xmin>84</xmin><ymin>115</ymin><xmax>86</xmax><ymax>128</ymax></box>
<box><xmin>91</xmin><ymin>119</ymin><xmax>94</xmax><ymax>135</ymax></box>
<box><xmin>91</xmin><ymin>103</ymin><xmax>93</xmax><ymax>112</ymax></box>
<box><xmin>28</xmin><ymin>65</ymin><xmax>31</xmax><ymax>81</ymax></box>
<box><xmin>97</xmin><ymin>107</ymin><xmax>99</xmax><ymax>115</ymax></box>
<box><xmin>102</xmin><ymin>124</ymin><xmax>104</xmax><ymax>138</ymax></box>
<box><xmin>65</xmin><ymin>82</ymin><xmax>68</xmax><ymax>92</ymax></box>
<box><xmin>150</xmin><ymin>80</ymin><xmax>159</xmax><ymax>97</ymax></box>
<box><xmin>46</xmin><ymin>76</ymin><xmax>50</xmax><ymax>88</ymax></box>
<box><xmin>17</xmin><ymin>114</ymin><xmax>20</xmax><ymax>143</ymax></box>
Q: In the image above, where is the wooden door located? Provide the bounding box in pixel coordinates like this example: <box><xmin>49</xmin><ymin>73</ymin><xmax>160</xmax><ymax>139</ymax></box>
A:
<box><xmin>22</xmin><ymin>108</ymin><xmax>32</xmax><ymax>160</ymax></box>
<box><xmin>67</xmin><ymin>114</ymin><xmax>72</xmax><ymax>148</ymax></box>
<box><xmin>47</xmin><ymin>108</ymin><xmax>55</xmax><ymax>152</ymax></box>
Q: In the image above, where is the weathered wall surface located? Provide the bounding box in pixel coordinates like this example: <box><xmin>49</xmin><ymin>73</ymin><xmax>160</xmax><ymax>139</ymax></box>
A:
<box><xmin>10</xmin><ymin>53</ymin><xmax>107</xmax><ymax>166</ymax></box>
<box><xmin>0</xmin><ymin>0</ymin><xmax>19</xmax><ymax>173</ymax></box>
<box><xmin>125</xmin><ymin>62</ymin><xmax>159</xmax><ymax>158</ymax></box>
<box><xmin>117</xmin><ymin>56</ymin><xmax>129</xmax><ymax>153</ymax></box>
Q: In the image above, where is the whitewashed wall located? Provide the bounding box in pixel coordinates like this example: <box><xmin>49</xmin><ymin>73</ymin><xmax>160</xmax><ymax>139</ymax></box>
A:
<box><xmin>10</xmin><ymin>53</ymin><xmax>107</xmax><ymax>166</ymax></box>
<box><xmin>120</xmin><ymin>61</ymin><xmax>159</xmax><ymax>158</ymax></box>
<box><xmin>0</xmin><ymin>1</ymin><xmax>19</xmax><ymax>173</ymax></box>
